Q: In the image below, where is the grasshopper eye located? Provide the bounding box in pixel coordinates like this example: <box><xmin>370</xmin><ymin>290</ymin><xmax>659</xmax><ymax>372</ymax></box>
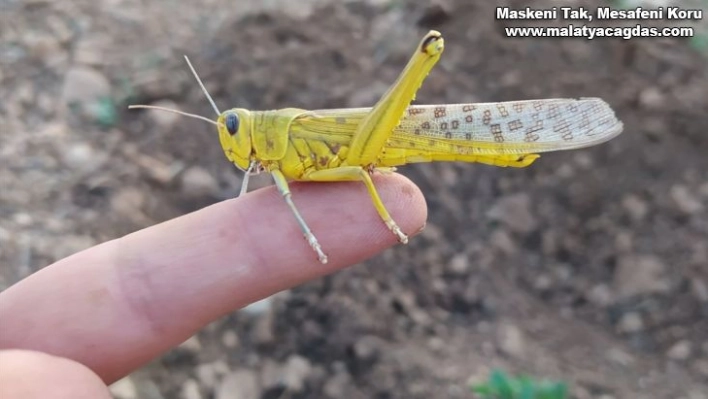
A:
<box><xmin>225</xmin><ymin>112</ymin><xmax>239</xmax><ymax>135</ymax></box>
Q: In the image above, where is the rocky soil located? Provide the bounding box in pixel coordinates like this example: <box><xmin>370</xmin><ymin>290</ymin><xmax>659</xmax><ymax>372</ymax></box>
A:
<box><xmin>2</xmin><ymin>0</ymin><xmax>707</xmax><ymax>398</ymax></box>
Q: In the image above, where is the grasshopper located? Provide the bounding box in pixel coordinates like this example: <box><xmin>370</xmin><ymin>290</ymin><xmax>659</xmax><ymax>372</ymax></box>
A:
<box><xmin>130</xmin><ymin>30</ymin><xmax>623</xmax><ymax>264</ymax></box>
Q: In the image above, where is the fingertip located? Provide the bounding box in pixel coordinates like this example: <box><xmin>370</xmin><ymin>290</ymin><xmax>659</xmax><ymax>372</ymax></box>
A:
<box><xmin>378</xmin><ymin>172</ymin><xmax>428</xmax><ymax>237</ymax></box>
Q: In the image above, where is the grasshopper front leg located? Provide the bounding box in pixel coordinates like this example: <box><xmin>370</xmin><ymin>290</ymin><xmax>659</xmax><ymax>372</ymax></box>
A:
<box><xmin>271</xmin><ymin>169</ymin><xmax>328</xmax><ymax>264</ymax></box>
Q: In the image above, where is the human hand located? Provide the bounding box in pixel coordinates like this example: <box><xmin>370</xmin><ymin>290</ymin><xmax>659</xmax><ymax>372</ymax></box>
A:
<box><xmin>0</xmin><ymin>174</ymin><xmax>426</xmax><ymax>398</ymax></box>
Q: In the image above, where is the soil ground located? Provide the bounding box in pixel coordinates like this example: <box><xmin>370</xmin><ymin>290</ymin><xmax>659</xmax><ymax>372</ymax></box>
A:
<box><xmin>2</xmin><ymin>0</ymin><xmax>707</xmax><ymax>398</ymax></box>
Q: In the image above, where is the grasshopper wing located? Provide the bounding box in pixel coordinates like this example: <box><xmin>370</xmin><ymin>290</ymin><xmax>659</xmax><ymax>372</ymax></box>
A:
<box><xmin>392</xmin><ymin>98</ymin><xmax>623</xmax><ymax>155</ymax></box>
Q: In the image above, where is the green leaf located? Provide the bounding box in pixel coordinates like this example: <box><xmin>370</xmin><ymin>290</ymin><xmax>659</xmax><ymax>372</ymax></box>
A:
<box><xmin>489</xmin><ymin>370</ymin><xmax>514</xmax><ymax>398</ymax></box>
<box><xmin>87</xmin><ymin>97</ymin><xmax>118</xmax><ymax>128</ymax></box>
<box><xmin>470</xmin><ymin>369</ymin><xmax>569</xmax><ymax>399</ymax></box>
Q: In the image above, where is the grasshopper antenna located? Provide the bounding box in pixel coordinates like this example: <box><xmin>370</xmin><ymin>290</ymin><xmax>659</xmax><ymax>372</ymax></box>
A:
<box><xmin>129</xmin><ymin>56</ymin><xmax>220</xmax><ymax>123</ymax></box>
<box><xmin>184</xmin><ymin>55</ymin><xmax>220</xmax><ymax>116</ymax></box>
<box><xmin>127</xmin><ymin>105</ymin><xmax>221</xmax><ymax>127</ymax></box>
<box><xmin>129</xmin><ymin>57</ymin><xmax>256</xmax><ymax>196</ymax></box>
<box><xmin>183</xmin><ymin>56</ymin><xmax>255</xmax><ymax>196</ymax></box>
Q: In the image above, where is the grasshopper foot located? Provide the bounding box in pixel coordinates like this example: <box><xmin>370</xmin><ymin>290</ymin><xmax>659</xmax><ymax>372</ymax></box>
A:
<box><xmin>305</xmin><ymin>233</ymin><xmax>328</xmax><ymax>264</ymax></box>
<box><xmin>386</xmin><ymin>220</ymin><xmax>409</xmax><ymax>244</ymax></box>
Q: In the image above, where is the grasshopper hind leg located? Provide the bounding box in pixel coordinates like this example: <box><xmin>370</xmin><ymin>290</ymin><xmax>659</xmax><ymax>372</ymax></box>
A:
<box><xmin>304</xmin><ymin>166</ymin><xmax>409</xmax><ymax>245</ymax></box>
<box><xmin>344</xmin><ymin>30</ymin><xmax>444</xmax><ymax>167</ymax></box>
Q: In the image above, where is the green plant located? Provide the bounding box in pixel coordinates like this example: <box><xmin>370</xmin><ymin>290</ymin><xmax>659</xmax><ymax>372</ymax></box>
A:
<box><xmin>87</xmin><ymin>96</ymin><xmax>118</xmax><ymax>128</ymax></box>
<box><xmin>471</xmin><ymin>369</ymin><xmax>569</xmax><ymax>399</ymax></box>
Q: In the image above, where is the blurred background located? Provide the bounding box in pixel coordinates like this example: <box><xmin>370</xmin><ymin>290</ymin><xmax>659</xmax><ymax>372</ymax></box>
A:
<box><xmin>2</xmin><ymin>0</ymin><xmax>707</xmax><ymax>397</ymax></box>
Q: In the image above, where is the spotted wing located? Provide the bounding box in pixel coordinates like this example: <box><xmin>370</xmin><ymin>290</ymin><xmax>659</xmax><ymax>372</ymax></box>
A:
<box><xmin>392</xmin><ymin>98</ymin><xmax>623</xmax><ymax>155</ymax></box>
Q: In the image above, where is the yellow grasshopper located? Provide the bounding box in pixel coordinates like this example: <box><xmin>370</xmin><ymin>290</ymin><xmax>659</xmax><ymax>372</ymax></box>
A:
<box><xmin>130</xmin><ymin>30</ymin><xmax>623</xmax><ymax>264</ymax></box>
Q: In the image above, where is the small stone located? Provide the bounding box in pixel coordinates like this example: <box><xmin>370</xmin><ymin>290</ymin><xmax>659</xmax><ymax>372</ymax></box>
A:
<box><xmin>62</xmin><ymin>66</ymin><xmax>111</xmax><ymax>105</ymax></box>
<box><xmin>137</xmin><ymin>380</ymin><xmax>163</xmax><ymax>399</ymax></box>
<box><xmin>16</xmin><ymin>83</ymin><xmax>34</xmax><ymax>104</ymax></box>
<box><xmin>216</xmin><ymin>370</ymin><xmax>260</xmax><ymax>399</ymax></box>
<box><xmin>622</xmin><ymin>194</ymin><xmax>648</xmax><ymax>222</ymax></box>
<box><xmin>554</xmin><ymin>263</ymin><xmax>572</xmax><ymax>282</ymax></box>
<box><xmin>12</xmin><ymin>212</ymin><xmax>32</xmax><ymax>226</ymax></box>
<box><xmin>699</xmin><ymin>182</ymin><xmax>708</xmax><ymax>198</ymax></box>
<box><xmin>480</xmin><ymin>341</ymin><xmax>496</xmax><ymax>357</ymax></box>
<box><xmin>23</xmin><ymin>31</ymin><xmax>61</xmax><ymax>59</ymax></box>
<box><xmin>277</xmin><ymin>1</ymin><xmax>318</xmax><ymax>20</ymax></box>
<box><xmin>181</xmin><ymin>379</ymin><xmax>202</xmax><ymax>399</ymax></box>
<box><xmin>606</xmin><ymin>348</ymin><xmax>635</xmax><ymax>367</ymax></box>
<box><xmin>574</xmin><ymin>386</ymin><xmax>592</xmax><ymax>399</ymax></box>
<box><xmin>574</xmin><ymin>153</ymin><xmax>594</xmax><ymax>169</ymax></box>
<box><xmin>440</xmin><ymin>165</ymin><xmax>458</xmax><ymax>186</ymax></box>
<box><xmin>180</xmin><ymin>166</ymin><xmax>220</xmax><ymax>198</ymax></box>
<box><xmin>496</xmin><ymin>322</ymin><xmax>526</xmax><ymax>358</ymax></box>
<box><xmin>613</xmin><ymin>254</ymin><xmax>669</xmax><ymax>299</ymax></box>
<box><xmin>666</xmin><ymin>340</ymin><xmax>693</xmax><ymax>361</ymax></box>
<box><xmin>555</xmin><ymin>163</ymin><xmax>575</xmax><ymax>179</ymax></box>
<box><xmin>252</xmin><ymin>310</ymin><xmax>275</xmax><ymax>346</ymax></box>
<box><xmin>587</xmin><ymin>284</ymin><xmax>613</xmax><ymax>307</ymax></box>
<box><xmin>427</xmin><ymin>336</ymin><xmax>445</xmax><ymax>352</ymax></box>
<box><xmin>688</xmin><ymin>390</ymin><xmax>707</xmax><ymax>399</ymax></box>
<box><xmin>448</xmin><ymin>253</ymin><xmax>470</xmax><ymax>275</ymax></box>
<box><xmin>260</xmin><ymin>360</ymin><xmax>282</xmax><ymax>390</ymax></box>
<box><xmin>638</xmin><ymin>87</ymin><xmax>664</xmax><ymax>109</ymax></box>
<box><xmin>617</xmin><ymin>312</ymin><xmax>644</xmax><ymax>333</ymax></box>
<box><xmin>37</xmin><ymin>92</ymin><xmax>55</xmax><ymax>114</ymax></box>
<box><xmin>178</xmin><ymin>335</ymin><xmax>202</xmax><ymax>353</ymax></box>
<box><xmin>691</xmin><ymin>242</ymin><xmax>708</xmax><ymax>267</ymax></box>
<box><xmin>499</xmin><ymin>70</ymin><xmax>521</xmax><ymax>87</ymax></box>
<box><xmin>693</xmin><ymin>359</ymin><xmax>708</xmax><ymax>378</ymax></box>
<box><xmin>670</xmin><ymin>185</ymin><xmax>704</xmax><ymax>215</ymax></box>
<box><xmin>63</xmin><ymin>142</ymin><xmax>104</xmax><ymax>171</ymax></box>
<box><xmin>352</xmin><ymin>335</ymin><xmax>382</xmax><ymax>361</ymax></box>
<box><xmin>241</xmin><ymin>297</ymin><xmax>272</xmax><ymax>315</ymax></box>
<box><xmin>133</xmin><ymin>154</ymin><xmax>180</xmax><ymax>186</ymax></box>
<box><xmin>282</xmin><ymin>355</ymin><xmax>312</xmax><ymax>392</ymax></box>
<box><xmin>490</xmin><ymin>229</ymin><xmax>517</xmax><ymax>255</ymax></box>
<box><xmin>196</xmin><ymin>360</ymin><xmax>230</xmax><ymax>389</ymax></box>
<box><xmin>74</xmin><ymin>35</ymin><xmax>110</xmax><ymax>66</ymax></box>
<box><xmin>222</xmin><ymin>330</ymin><xmax>239</xmax><ymax>348</ymax></box>
<box><xmin>110</xmin><ymin>377</ymin><xmax>138</xmax><ymax>399</ymax></box>
<box><xmin>46</xmin><ymin>14</ymin><xmax>74</xmax><ymax>44</ymax></box>
<box><xmin>614</xmin><ymin>231</ymin><xmax>633</xmax><ymax>253</ymax></box>
<box><xmin>542</xmin><ymin>230</ymin><xmax>558</xmax><ymax>255</ymax></box>
<box><xmin>692</xmin><ymin>279</ymin><xmax>708</xmax><ymax>302</ymax></box>
<box><xmin>323</xmin><ymin>369</ymin><xmax>353</xmax><ymax>398</ymax></box>
<box><xmin>421</xmin><ymin>222</ymin><xmax>443</xmax><ymax>242</ymax></box>
<box><xmin>145</xmin><ymin>100</ymin><xmax>181</xmax><ymax>127</ymax></box>
<box><xmin>466</xmin><ymin>366</ymin><xmax>492</xmax><ymax>389</ymax></box>
<box><xmin>409</xmin><ymin>308</ymin><xmax>433</xmax><ymax>326</ymax></box>
<box><xmin>533</xmin><ymin>274</ymin><xmax>553</xmax><ymax>291</ymax></box>
<box><xmin>487</xmin><ymin>193</ymin><xmax>537</xmax><ymax>234</ymax></box>
<box><xmin>110</xmin><ymin>187</ymin><xmax>148</xmax><ymax>225</ymax></box>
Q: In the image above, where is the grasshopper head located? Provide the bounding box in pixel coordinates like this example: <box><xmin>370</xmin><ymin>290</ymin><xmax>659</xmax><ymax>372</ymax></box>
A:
<box><xmin>217</xmin><ymin>108</ymin><xmax>253</xmax><ymax>171</ymax></box>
